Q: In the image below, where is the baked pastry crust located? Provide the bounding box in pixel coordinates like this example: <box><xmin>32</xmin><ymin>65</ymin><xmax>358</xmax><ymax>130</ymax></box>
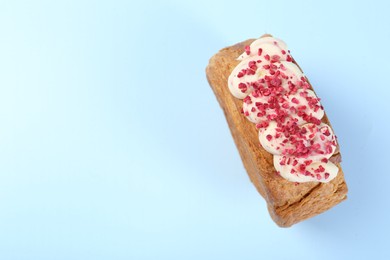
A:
<box><xmin>205</xmin><ymin>35</ymin><xmax>348</xmax><ymax>227</ymax></box>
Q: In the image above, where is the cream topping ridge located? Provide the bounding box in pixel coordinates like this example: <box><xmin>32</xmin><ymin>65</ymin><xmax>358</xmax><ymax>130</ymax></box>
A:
<box><xmin>227</xmin><ymin>36</ymin><xmax>338</xmax><ymax>183</ymax></box>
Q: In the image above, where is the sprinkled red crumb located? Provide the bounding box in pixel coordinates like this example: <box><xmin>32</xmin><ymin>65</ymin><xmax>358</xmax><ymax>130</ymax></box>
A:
<box><xmin>258</xmin><ymin>48</ymin><xmax>263</xmax><ymax>56</ymax></box>
<box><xmin>279</xmin><ymin>157</ymin><xmax>287</xmax><ymax>166</ymax></box>
<box><xmin>248</xmin><ymin>60</ymin><xmax>257</xmax><ymax>68</ymax></box>
<box><xmin>291</xmin><ymin>97</ymin><xmax>299</xmax><ymax>104</ymax></box>
<box><xmin>286</xmin><ymin>55</ymin><xmax>292</xmax><ymax>62</ymax></box>
<box><xmin>322</xmin><ymin>128</ymin><xmax>331</xmax><ymax>136</ymax></box>
<box><xmin>245</xmin><ymin>45</ymin><xmax>251</xmax><ymax>55</ymax></box>
<box><xmin>256</xmin><ymin>121</ymin><xmax>269</xmax><ymax>129</ymax></box>
<box><xmin>304</xmin><ymin>160</ymin><xmax>313</xmax><ymax>165</ymax></box>
<box><xmin>314</xmin><ymin>165</ymin><xmax>325</xmax><ymax>173</ymax></box>
<box><xmin>321</xmin><ymin>158</ymin><xmax>328</xmax><ymax>163</ymax></box>
<box><xmin>263</xmin><ymin>88</ymin><xmax>271</xmax><ymax>96</ymax></box>
<box><xmin>238</xmin><ymin>82</ymin><xmax>248</xmax><ymax>93</ymax></box>
<box><xmin>264</xmin><ymin>54</ymin><xmax>270</xmax><ymax>61</ymax></box>
<box><xmin>324</xmin><ymin>173</ymin><xmax>330</xmax><ymax>179</ymax></box>
<box><xmin>281</xmin><ymin>50</ymin><xmax>286</xmax><ymax>55</ymax></box>
<box><xmin>243</xmin><ymin>95</ymin><xmax>252</xmax><ymax>104</ymax></box>
<box><xmin>266</xmin><ymin>134</ymin><xmax>273</xmax><ymax>141</ymax></box>
<box><xmin>246</xmin><ymin>69</ymin><xmax>256</xmax><ymax>75</ymax></box>
<box><xmin>325</xmin><ymin>144</ymin><xmax>333</xmax><ymax>154</ymax></box>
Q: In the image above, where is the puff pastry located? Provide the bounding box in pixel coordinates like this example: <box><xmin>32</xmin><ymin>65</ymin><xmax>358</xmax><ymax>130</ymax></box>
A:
<box><xmin>205</xmin><ymin>34</ymin><xmax>348</xmax><ymax>227</ymax></box>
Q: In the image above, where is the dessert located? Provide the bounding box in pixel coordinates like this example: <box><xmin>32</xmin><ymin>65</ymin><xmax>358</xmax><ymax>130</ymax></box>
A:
<box><xmin>206</xmin><ymin>34</ymin><xmax>348</xmax><ymax>227</ymax></box>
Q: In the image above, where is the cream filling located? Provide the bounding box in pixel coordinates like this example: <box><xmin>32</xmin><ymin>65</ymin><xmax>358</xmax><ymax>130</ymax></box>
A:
<box><xmin>228</xmin><ymin>60</ymin><xmax>303</xmax><ymax>99</ymax></box>
<box><xmin>243</xmin><ymin>89</ymin><xmax>324</xmax><ymax>125</ymax></box>
<box><xmin>227</xmin><ymin>36</ymin><xmax>338</xmax><ymax>183</ymax></box>
<box><xmin>259</xmin><ymin>123</ymin><xmax>337</xmax><ymax>161</ymax></box>
<box><xmin>273</xmin><ymin>155</ymin><xmax>338</xmax><ymax>183</ymax></box>
<box><xmin>237</xmin><ymin>37</ymin><xmax>288</xmax><ymax>61</ymax></box>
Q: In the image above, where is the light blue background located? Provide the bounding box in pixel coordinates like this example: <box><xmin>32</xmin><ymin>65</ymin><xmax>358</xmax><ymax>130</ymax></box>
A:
<box><xmin>0</xmin><ymin>0</ymin><xmax>389</xmax><ymax>259</ymax></box>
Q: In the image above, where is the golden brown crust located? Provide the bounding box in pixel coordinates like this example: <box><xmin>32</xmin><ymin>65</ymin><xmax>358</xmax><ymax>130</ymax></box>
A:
<box><xmin>205</xmin><ymin>36</ymin><xmax>348</xmax><ymax>227</ymax></box>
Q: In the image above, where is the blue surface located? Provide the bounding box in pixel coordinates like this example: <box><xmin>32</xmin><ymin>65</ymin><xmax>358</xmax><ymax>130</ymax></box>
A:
<box><xmin>0</xmin><ymin>0</ymin><xmax>389</xmax><ymax>259</ymax></box>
